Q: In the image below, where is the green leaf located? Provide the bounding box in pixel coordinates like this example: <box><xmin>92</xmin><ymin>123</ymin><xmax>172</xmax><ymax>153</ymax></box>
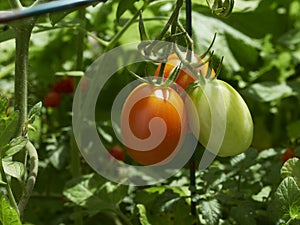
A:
<box><xmin>136</xmin><ymin>204</ymin><xmax>151</xmax><ymax>225</ymax></box>
<box><xmin>200</xmin><ymin>199</ymin><xmax>221</xmax><ymax>224</ymax></box>
<box><xmin>116</xmin><ymin>0</ymin><xmax>137</xmax><ymax>23</ymax></box>
<box><xmin>49</xmin><ymin>9</ymin><xmax>76</xmax><ymax>26</ymax></box>
<box><xmin>63</xmin><ymin>173</ymin><xmax>128</xmax><ymax>214</ymax></box>
<box><xmin>275</xmin><ymin>177</ymin><xmax>300</xmax><ymax>219</ymax></box>
<box><xmin>2</xmin><ymin>160</ymin><xmax>25</xmax><ymax>181</ymax></box>
<box><xmin>27</xmin><ymin>102</ymin><xmax>42</xmax><ymax>125</ymax></box>
<box><xmin>0</xmin><ymin>112</ymin><xmax>18</xmax><ymax>150</ymax></box>
<box><xmin>281</xmin><ymin>158</ymin><xmax>300</xmax><ymax>187</ymax></box>
<box><xmin>244</xmin><ymin>82</ymin><xmax>293</xmax><ymax>102</ymax></box>
<box><xmin>2</xmin><ymin>137</ymin><xmax>27</xmax><ymax>158</ymax></box>
<box><xmin>287</xmin><ymin>120</ymin><xmax>300</xmax><ymax>141</ymax></box>
<box><xmin>0</xmin><ymin>194</ymin><xmax>21</xmax><ymax>225</ymax></box>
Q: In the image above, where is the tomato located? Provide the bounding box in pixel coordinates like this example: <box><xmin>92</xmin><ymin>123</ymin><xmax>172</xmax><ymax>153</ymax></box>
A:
<box><xmin>52</xmin><ymin>77</ymin><xmax>75</xmax><ymax>94</ymax></box>
<box><xmin>121</xmin><ymin>83</ymin><xmax>187</xmax><ymax>165</ymax></box>
<box><xmin>186</xmin><ymin>79</ymin><xmax>253</xmax><ymax>157</ymax></box>
<box><xmin>109</xmin><ymin>145</ymin><xmax>126</xmax><ymax>161</ymax></box>
<box><xmin>44</xmin><ymin>91</ymin><xmax>61</xmax><ymax>108</ymax></box>
<box><xmin>281</xmin><ymin>148</ymin><xmax>299</xmax><ymax>163</ymax></box>
<box><xmin>154</xmin><ymin>53</ymin><xmax>215</xmax><ymax>90</ymax></box>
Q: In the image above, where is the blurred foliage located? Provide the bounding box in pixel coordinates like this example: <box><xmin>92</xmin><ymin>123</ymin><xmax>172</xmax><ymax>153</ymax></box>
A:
<box><xmin>0</xmin><ymin>0</ymin><xmax>300</xmax><ymax>224</ymax></box>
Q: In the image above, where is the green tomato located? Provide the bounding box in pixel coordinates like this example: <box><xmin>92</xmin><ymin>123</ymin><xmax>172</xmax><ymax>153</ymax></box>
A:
<box><xmin>186</xmin><ymin>79</ymin><xmax>253</xmax><ymax>157</ymax></box>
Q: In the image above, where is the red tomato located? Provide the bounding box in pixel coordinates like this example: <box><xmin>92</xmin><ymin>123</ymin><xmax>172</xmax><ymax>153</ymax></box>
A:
<box><xmin>281</xmin><ymin>148</ymin><xmax>298</xmax><ymax>163</ymax></box>
<box><xmin>154</xmin><ymin>53</ymin><xmax>215</xmax><ymax>90</ymax></box>
<box><xmin>121</xmin><ymin>83</ymin><xmax>187</xmax><ymax>165</ymax></box>
<box><xmin>44</xmin><ymin>91</ymin><xmax>61</xmax><ymax>108</ymax></box>
<box><xmin>52</xmin><ymin>77</ymin><xmax>75</xmax><ymax>94</ymax></box>
<box><xmin>109</xmin><ymin>145</ymin><xmax>126</xmax><ymax>161</ymax></box>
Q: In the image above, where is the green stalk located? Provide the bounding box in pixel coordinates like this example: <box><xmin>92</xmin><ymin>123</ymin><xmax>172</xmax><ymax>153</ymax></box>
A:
<box><xmin>12</xmin><ymin>19</ymin><xmax>35</xmax><ymax>204</ymax></box>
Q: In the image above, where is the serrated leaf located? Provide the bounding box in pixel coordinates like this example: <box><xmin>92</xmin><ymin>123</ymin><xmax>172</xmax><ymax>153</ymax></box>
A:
<box><xmin>200</xmin><ymin>199</ymin><xmax>221</xmax><ymax>224</ymax></box>
<box><xmin>2</xmin><ymin>137</ymin><xmax>27</xmax><ymax>158</ymax></box>
<box><xmin>116</xmin><ymin>0</ymin><xmax>137</xmax><ymax>22</ymax></box>
<box><xmin>137</xmin><ymin>204</ymin><xmax>151</xmax><ymax>225</ymax></box>
<box><xmin>281</xmin><ymin>158</ymin><xmax>300</xmax><ymax>187</ymax></box>
<box><xmin>27</xmin><ymin>102</ymin><xmax>42</xmax><ymax>125</ymax></box>
<box><xmin>0</xmin><ymin>194</ymin><xmax>21</xmax><ymax>225</ymax></box>
<box><xmin>275</xmin><ymin>177</ymin><xmax>300</xmax><ymax>218</ymax></box>
<box><xmin>63</xmin><ymin>173</ymin><xmax>128</xmax><ymax>214</ymax></box>
<box><xmin>2</xmin><ymin>160</ymin><xmax>25</xmax><ymax>181</ymax></box>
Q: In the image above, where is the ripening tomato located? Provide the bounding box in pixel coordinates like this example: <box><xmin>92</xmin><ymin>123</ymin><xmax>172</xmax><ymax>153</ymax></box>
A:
<box><xmin>186</xmin><ymin>79</ymin><xmax>253</xmax><ymax>157</ymax></box>
<box><xmin>109</xmin><ymin>145</ymin><xmax>126</xmax><ymax>161</ymax></box>
<box><xmin>121</xmin><ymin>83</ymin><xmax>187</xmax><ymax>165</ymax></box>
<box><xmin>44</xmin><ymin>91</ymin><xmax>61</xmax><ymax>108</ymax></box>
<box><xmin>154</xmin><ymin>53</ymin><xmax>215</xmax><ymax>90</ymax></box>
<box><xmin>281</xmin><ymin>148</ymin><xmax>298</xmax><ymax>164</ymax></box>
<box><xmin>52</xmin><ymin>77</ymin><xmax>75</xmax><ymax>94</ymax></box>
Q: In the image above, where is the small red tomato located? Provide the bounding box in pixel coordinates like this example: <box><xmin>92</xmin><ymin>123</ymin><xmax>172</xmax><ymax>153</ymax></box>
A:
<box><xmin>44</xmin><ymin>92</ymin><xmax>61</xmax><ymax>108</ymax></box>
<box><xmin>52</xmin><ymin>77</ymin><xmax>75</xmax><ymax>94</ymax></box>
<box><xmin>109</xmin><ymin>146</ymin><xmax>126</xmax><ymax>161</ymax></box>
<box><xmin>281</xmin><ymin>148</ymin><xmax>298</xmax><ymax>163</ymax></box>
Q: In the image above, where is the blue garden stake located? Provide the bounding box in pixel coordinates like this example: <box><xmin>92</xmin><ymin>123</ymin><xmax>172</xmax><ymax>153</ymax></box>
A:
<box><xmin>0</xmin><ymin>0</ymin><xmax>106</xmax><ymax>23</ymax></box>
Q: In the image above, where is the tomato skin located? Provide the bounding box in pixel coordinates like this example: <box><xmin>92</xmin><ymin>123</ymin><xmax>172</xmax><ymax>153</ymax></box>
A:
<box><xmin>109</xmin><ymin>145</ymin><xmax>126</xmax><ymax>161</ymax></box>
<box><xmin>281</xmin><ymin>148</ymin><xmax>299</xmax><ymax>163</ymax></box>
<box><xmin>154</xmin><ymin>53</ymin><xmax>215</xmax><ymax>90</ymax></box>
<box><xmin>187</xmin><ymin>79</ymin><xmax>253</xmax><ymax>157</ymax></box>
<box><xmin>44</xmin><ymin>91</ymin><xmax>61</xmax><ymax>108</ymax></box>
<box><xmin>121</xmin><ymin>83</ymin><xmax>187</xmax><ymax>165</ymax></box>
<box><xmin>52</xmin><ymin>77</ymin><xmax>75</xmax><ymax>94</ymax></box>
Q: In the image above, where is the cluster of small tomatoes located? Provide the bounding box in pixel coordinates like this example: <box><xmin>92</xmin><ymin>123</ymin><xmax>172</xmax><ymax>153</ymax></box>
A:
<box><xmin>117</xmin><ymin>52</ymin><xmax>254</xmax><ymax>166</ymax></box>
<box><xmin>43</xmin><ymin>77</ymin><xmax>75</xmax><ymax>108</ymax></box>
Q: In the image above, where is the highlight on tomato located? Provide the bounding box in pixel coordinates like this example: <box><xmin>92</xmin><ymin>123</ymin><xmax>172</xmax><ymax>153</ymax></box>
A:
<box><xmin>186</xmin><ymin>79</ymin><xmax>253</xmax><ymax>157</ymax></box>
<box><xmin>154</xmin><ymin>52</ymin><xmax>215</xmax><ymax>90</ymax></box>
<box><xmin>120</xmin><ymin>83</ymin><xmax>187</xmax><ymax>166</ymax></box>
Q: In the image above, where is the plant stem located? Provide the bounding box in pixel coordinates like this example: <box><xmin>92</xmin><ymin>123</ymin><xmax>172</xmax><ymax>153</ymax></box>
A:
<box><xmin>186</xmin><ymin>0</ymin><xmax>198</xmax><ymax>218</ymax></box>
<box><xmin>106</xmin><ymin>1</ymin><xmax>149</xmax><ymax>50</ymax></box>
<box><xmin>18</xmin><ymin>141</ymin><xmax>38</xmax><ymax>217</ymax></box>
<box><xmin>8</xmin><ymin>0</ymin><xmax>23</xmax><ymax>9</ymax></box>
<box><xmin>76</xmin><ymin>8</ymin><xmax>86</xmax><ymax>71</ymax></box>
<box><xmin>13</xmin><ymin>22</ymin><xmax>35</xmax><ymax>137</ymax></box>
<box><xmin>0</xmin><ymin>156</ymin><xmax>19</xmax><ymax>215</ymax></box>
<box><xmin>12</xmin><ymin>19</ymin><xmax>35</xmax><ymax>204</ymax></box>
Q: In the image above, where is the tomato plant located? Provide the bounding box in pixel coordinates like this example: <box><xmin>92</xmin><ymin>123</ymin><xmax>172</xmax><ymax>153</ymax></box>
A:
<box><xmin>43</xmin><ymin>91</ymin><xmax>61</xmax><ymax>108</ymax></box>
<box><xmin>154</xmin><ymin>52</ymin><xmax>215</xmax><ymax>90</ymax></box>
<box><xmin>121</xmin><ymin>83</ymin><xmax>186</xmax><ymax>165</ymax></box>
<box><xmin>109</xmin><ymin>145</ymin><xmax>126</xmax><ymax>161</ymax></box>
<box><xmin>187</xmin><ymin>79</ymin><xmax>253</xmax><ymax>157</ymax></box>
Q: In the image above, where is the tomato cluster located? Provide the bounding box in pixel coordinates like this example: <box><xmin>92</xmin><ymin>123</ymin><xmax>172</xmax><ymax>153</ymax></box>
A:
<box><xmin>43</xmin><ymin>77</ymin><xmax>75</xmax><ymax>108</ymax></box>
<box><xmin>120</xmin><ymin>52</ymin><xmax>254</xmax><ymax>166</ymax></box>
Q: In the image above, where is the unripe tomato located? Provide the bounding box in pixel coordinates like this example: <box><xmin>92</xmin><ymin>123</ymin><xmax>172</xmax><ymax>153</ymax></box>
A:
<box><xmin>44</xmin><ymin>91</ymin><xmax>61</xmax><ymax>108</ymax></box>
<box><xmin>186</xmin><ymin>79</ymin><xmax>253</xmax><ymax>157</ymax></box>
<box><xmin>109</xmin><ymin>145</ymin><xmax>126</xmax><ymax>161</ymax></box>
<box><xmin>154</xmin><ymin>53</ymin><xmax>215</xmax><ymax>90</ymax></box>
<box><xmin>121</xmin><ymin>83</ymin><xmax>187</xmax><ymax>165</ymax></box>
<box><xmin>52</xmin><ymin>77</ymin><xmax>75</xmax><ymax>94</ymax></box>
